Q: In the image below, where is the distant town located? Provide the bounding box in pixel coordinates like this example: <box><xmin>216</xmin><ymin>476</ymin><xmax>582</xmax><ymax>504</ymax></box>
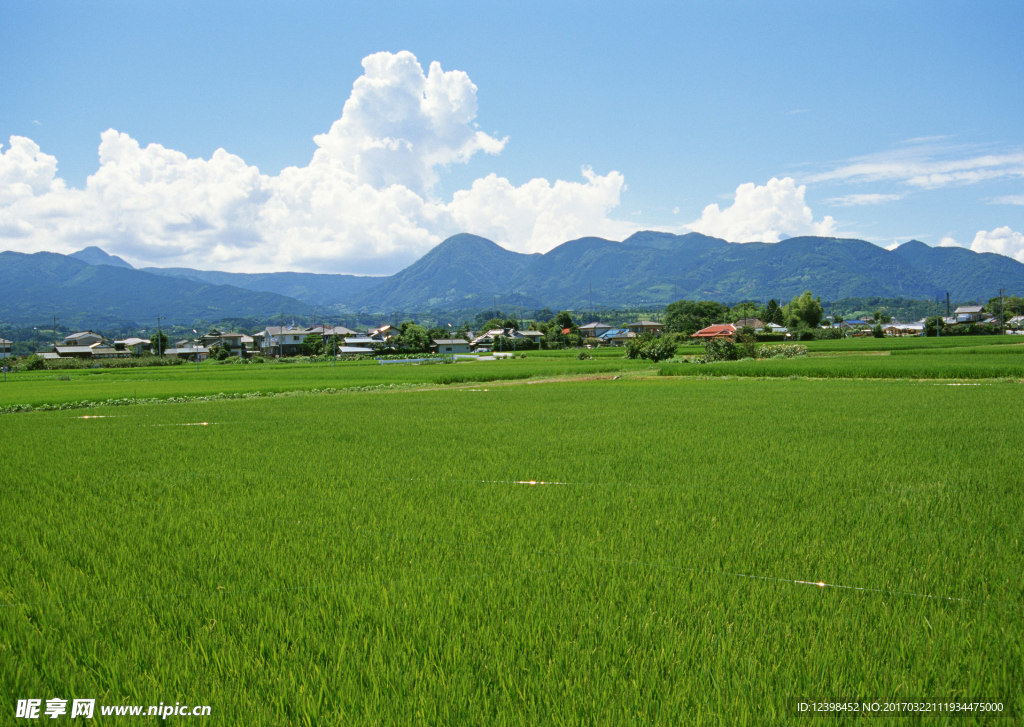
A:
<box><xmin>3</xmin><ymin>293</ymin><xmax>1021</xmax><ymax>367</ymax></box>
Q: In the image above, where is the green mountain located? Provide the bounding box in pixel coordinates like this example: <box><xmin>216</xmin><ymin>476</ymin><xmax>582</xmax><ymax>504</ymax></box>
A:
<box><xmin>5</xmin><ymin>233</ymin><xmax>1023</xmax><ymax>326</ymax></box>
<box><xmin>352</xmin><ymin>233</ymin><xmax>541</xmax><ymax>311</ymax></box>
<box><xmin>141</xmin><ymin>266</ymin><xmax>381</xmax><ymax>308</ymax></box>
<box><xmin>348</xmin><ymin>232</ymin><xmax>1024</xmax><ymax>312</ymax></box>
<box><xmin>69</xmin><ymin>246</ymin><xmax>134</xmax><ymax>269</ymax></box>
<box><xmin>0</xmin><ymin>251</ymin><xmax>313</xmax><ymax>328</ymax></box>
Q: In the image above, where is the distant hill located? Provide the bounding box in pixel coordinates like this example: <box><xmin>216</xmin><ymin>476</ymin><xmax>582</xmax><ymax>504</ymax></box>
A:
<box><xmin>70</xmin><ymin>246</ymin><xmax>134</xmax><ymax>269</ymax></box>
<box><xmin>141</xmin><ymin>266</ymin><xmax>382</xmax><ymax>308</ymax></box>
<box><xmin>0</xmin><ymin>251</ymin><xmax>313</xmax><ymax>328</ymax></box>
<box><xmin>351</xmin><ymin>233</ymin><xmax>541</xmax><ymax>310</ymax></box>
<box><xmin>4</xmin><ymin>232</ymin><xmax>1024</xmax><ymax>326</ymax></box>
<box><xmin>347</xmin><ymin>232</ymin><xmax>1024</xmax><ymax>311</ymax></box>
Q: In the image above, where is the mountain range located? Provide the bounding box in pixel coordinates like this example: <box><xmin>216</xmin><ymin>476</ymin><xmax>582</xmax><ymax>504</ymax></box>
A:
<box><xmin>1</xmin><ymin>233</ymin><xmax>1022</xmax><ymax>327</ymax></box>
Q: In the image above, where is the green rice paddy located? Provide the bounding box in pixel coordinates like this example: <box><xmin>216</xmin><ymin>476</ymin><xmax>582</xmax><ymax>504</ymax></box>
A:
<box><xmin>1</xmin><ymin>340</ymin><xmax>1020</xmax><ymax>724</ymax></box>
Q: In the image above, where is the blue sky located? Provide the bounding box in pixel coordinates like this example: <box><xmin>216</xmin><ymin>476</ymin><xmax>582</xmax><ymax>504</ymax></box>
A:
<box><xmin>2</xmin><ymin>1</ymin><xmax>1022</xmax><ymax>274</ymax></box>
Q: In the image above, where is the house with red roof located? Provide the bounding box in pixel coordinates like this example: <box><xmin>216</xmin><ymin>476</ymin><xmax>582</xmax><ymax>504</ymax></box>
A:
<box><xmin>691</xmin><ymin>324</ymin><xmax>737</xmax><ymax>339</ymax></box>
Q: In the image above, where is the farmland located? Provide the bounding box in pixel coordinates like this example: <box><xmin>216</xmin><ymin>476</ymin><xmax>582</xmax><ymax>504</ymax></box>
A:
<box><xmin>1</xmin><ymin>342</ymin><xmax>1021</xmax><ymax>723</ymax></box>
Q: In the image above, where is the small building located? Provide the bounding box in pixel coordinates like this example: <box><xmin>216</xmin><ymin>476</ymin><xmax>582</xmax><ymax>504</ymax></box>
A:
<box><xmin>54</xmin><ymin>345</ymin><xmax>97</xmax><ymax>359</ymax></box>
<box><xmin>883</xmin><ymin>322</ymin><xmax>925</xmax><ymax>337</ymax></box>
<box><xmin>63</xmin><ymin>331</ymin><xmax>105</xmax><ymax>347</ymax></box>
<box><xmin>432</xmin><ymin>338</ymin><xmax>472</xmax><ymax>354</ymax></box>
<box><xmin>733</xmin><ymin>318</ymin><xmax>764</xmax><ymax>330</ymax></box>
<box><xmin>115</xmin><ymin>337</ymin><xmax>150</xmax><ymax>355</ymax></box>
<box><xmin>90</xmin><ymin>346</ymin><xmax>130</xmax><ymax>359</ymax></box>
<box><xmin>579</xmin><ymin>322</ymin><xmax>613</xmax><ymax>339</ymax></box>
<box><xmin>199</xmin><ymin>330</ymin><xmax>248</xmax><ymax>356</ymax></box>
<box><xmin>624</xmin><ymin>320</ymin><xmax>663</xmax><ymax>336</ymax></box>
<box><xmin>0</xmin><ymin>337</ymin><xmax>10</xmax><ymax>359</ymax></box>
<box><xmin>692</xmin><ymin>324</ymin><xmax>737</xmax><ymax>339</ymax></box>
<box><xmin>164</xmin><ymin>345</ymin><xmax>208</xmax><ymax>360</ymax></box>
<box><xmin>255</xmin><ymin>326</ymin><xmax>308</xmax><ymax>357</ymax></box>
<box><xmin>598</xmin><ymin>328</ymin><xmax>635</xmax><ymax>346</ymax></box>
<box><xmin>954</xmin><ymin>305</ymin><xmax>986</xmax><ymax>323</ymax></box>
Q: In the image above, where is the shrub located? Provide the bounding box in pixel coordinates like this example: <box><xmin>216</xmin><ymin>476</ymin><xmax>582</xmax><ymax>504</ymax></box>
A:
<box><xmin>18</xmin><ymin>354</ymin><xmax>46</xmax><ymax>371</ymax></box>
<box><xmin>699</xmin><ymin>338</ymin><xmax>739</xmax><ymax>363</ymax></box>
<box><xmin>625</xmin><ymin>335</ymin><xmax>677</xmax><ymax>362</ymax></box>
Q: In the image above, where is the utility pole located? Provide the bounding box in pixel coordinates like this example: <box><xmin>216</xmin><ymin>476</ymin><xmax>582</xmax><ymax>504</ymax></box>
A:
<box><xmin>156</xmin><ymin>315</ymin><xmax>163</xmax><ymax>357</ymax></box>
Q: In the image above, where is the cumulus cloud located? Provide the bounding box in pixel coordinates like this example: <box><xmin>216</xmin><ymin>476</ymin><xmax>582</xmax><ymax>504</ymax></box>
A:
<box><xmin>937</xmin><ymin>236</ymin><xmax>962</xmax><ymax>248</ymax></box>
<box><xmin>970</xmin><ymin>226</ymin><xmax>1024</xmax><ymax>263</ymax></box>
<box><xmin>447</xmin><ymin>168</ymin><xmax>632</xmax><ymax>253</ymax></box>
<box><xmin>689</xmin><ymin>177</ymin><xmax>836</xmax><ymax>242</ymax></box>
<box><xmin>0</xmin><ymin>51</ymin><xmax>628</xmax><ymax>274</ymax></box>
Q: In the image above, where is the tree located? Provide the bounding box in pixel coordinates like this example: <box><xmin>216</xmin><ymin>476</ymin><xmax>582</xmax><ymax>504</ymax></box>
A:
<box><xmin>300</xmin><ymin>333</ymin><xmax>324</xmax><ymax>356</ymax></box>
<box><xmin>872</xmin><ymin>308</ymin><xmax>892</xmax><ymax>325</ymax></box>
<box><xmin>784</xmin><ymin>291</ymin><xmax>824</xmax><ymax>329</ymax></box>
<box><xmin>150</xmin><ymin>331</ymin><xmax>168</xmax><ymax>356</ymax></box>
<box><xmin>729</xmin><ymin>301</ymin><xmax>761</xmax><ymax>321</ymax></box>
<box><xmin>664</xmin><ymin>300</ymin><xmax>729</xmax><ymax>335</ymax></box>
<box><xmin>762</xmin><ymin>299</ymin><xmax>784</xmax><ymax>326</ymax></box>
<box><xmin>624</xmin><ymin>334</ymin><xmax>676</xmax><ymax>362</ymax></box>
<box><xmin>987</xmin><ymin>295</ymin><xmax>1024</xmax><ymax>319</ymax></box>
<box><xmin>396</xmin><ymin>322</ymin><xmax>430</xmax><ymax>352</ymax></box>
<box><xmin>924</xmin><ymin>315</ymin><xmax>948</xmax><ymax>337</ymax></box>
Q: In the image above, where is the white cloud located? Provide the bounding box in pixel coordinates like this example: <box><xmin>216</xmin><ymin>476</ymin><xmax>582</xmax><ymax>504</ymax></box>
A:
<box><xmin>808</xmin><ymin>142</ymin><xmax>1024</xmax><ymax>189</ymax></box>
<box><xmin>937</xmin><ymin>236</ymin><xmax>962</xmax><ymax>248</ymax></box>
<box><xmin>825</xmin><ymin>193</ymin><xmax>902</xmax><ymax>207</ymax></box>
<box><xmin>970</xmin><ymin>226</ymin><xmax>1024</xmax><ymax>263</ymax></box>
<box><xmin>0</xmin><ymin>51</ymin><xmax>629</xmax><ymax>274</ymax></box>
<box><xmin>689</xmin><ymin>177</ymin><xmax>836</xmax><ymax>242</ymax></box>
<box><xmin>991</xmin><ymin>194</ymin><xmax>1024</xmax><ymax>205</ymax></box>
<box><xmin>447</xmin><ymin>168</ymin><xmax>632</xmax><ymax>254</ymax></box>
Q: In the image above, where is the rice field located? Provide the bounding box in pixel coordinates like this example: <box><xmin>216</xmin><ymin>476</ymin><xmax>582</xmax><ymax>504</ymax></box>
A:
<box><xmin>1</xmin><ymin>347</ymin><xmax>1021</xmax><ymax>724</ymax></box>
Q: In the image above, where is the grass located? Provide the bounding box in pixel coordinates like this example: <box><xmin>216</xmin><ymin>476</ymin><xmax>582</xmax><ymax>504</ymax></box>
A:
<box><xmin>0</xmin><ymin>356</ymin><xmax>650</xmax><ymax>411</ymax></box>
<box><xmin>1</xmin><ymin>375</ymin><xmax>1021</xmax><ymax>723</ymax></box>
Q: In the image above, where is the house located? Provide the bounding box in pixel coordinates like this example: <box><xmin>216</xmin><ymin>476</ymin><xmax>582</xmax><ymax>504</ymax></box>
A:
<box><xmin>692</xmin><ymin>324</ymin><xmax>737</xmax><ymax>339</ymax></box>
<box><xmin>54</xmin><ymin>345</ymin><xmax>97</xmax><ymax>359</ymax></box>
<box><xmin>368</xmin><ymin>324</ymin><xmax>401</xmax><ymax>342</ymax></box>
<box><xmin>314</xmin><ymin>325</ymin><xmax>357</xmax><ymax>348</ymax></box>
<box><xmin>0</xmin><ymin>337</ymin><xmax>10</xmax><ymax>359</ymax></box>
<box><xmin>598</xmin><ymin>328</ymin><xmax>635</xmax><ymax>346</ymax></box>
<box><xmin>518</xmin><ymin>330</ymin><xmax>544</xmax><ymax>345</ymax></box>
<box><xmin>733</xmin><ymin>318</ymin><xmax>764</xmax><ymax>330</ymax></box>
<box><xmin>199</xmin><ymin>329</ymin><xmax>248</xmax><ymax>356</ymax></box>
<box><xmin>432</xmin><ymin>338</ymin><xmax>472</xmax><ymax>354</ymax></box>
<box><xmin>164</xmin><ymin>345</ymin><xmax>208</xmax><ymax>360</ymax></box>
<box><xmin>883</xmin><ymin>322</ymin><xmax>925</xmax><ymax>337</ymax></box>
<box><xmin>344</xmin><ymin>335</ymin><xmax>387</xmax><ymax>349</ymax></box>
<box><xmin>954</xmin><ymin>305</ymin><xmax>986</xmax><ymax>323</ymax></box>
<box><xmin>90</xmin><ymin>346</ymin><xmax>130</xmax><ymax>359</ymax></box>
<box><xmin>115</xmin><ymin>337</ymin><xmax>150</xmax><ymax>355</ymax></box>
<box><xmin>579</xmin><ymin>322</ymin><xmax>613</xmax><ymax>339</ymax></box>
<box><xmin>63</xmin><ymin>331</ymin><xmax>105</xmax><ymax>347</ymax></box>
<box><xmin>254</xmin><ymin>326</ymin><xmax>308</xmax><ymax>357</ymax></box>
<box><xmin>624</xmin><ymin>320</ymin><xmax>663</xmax><ymax>336</ymax></box>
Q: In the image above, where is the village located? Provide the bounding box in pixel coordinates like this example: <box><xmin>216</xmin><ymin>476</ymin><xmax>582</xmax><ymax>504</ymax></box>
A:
<box><xmin>3</xmin><ymin>302</ymin><xmax>1018</xmax><ymax>365</ymax></box>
